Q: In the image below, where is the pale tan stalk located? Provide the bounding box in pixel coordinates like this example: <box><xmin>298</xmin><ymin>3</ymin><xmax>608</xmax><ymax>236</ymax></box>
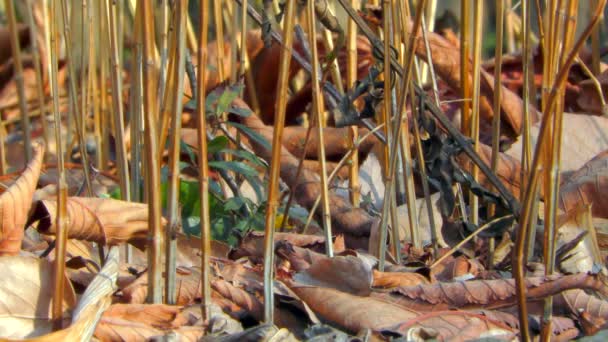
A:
<box><xmin>165</xmin><ymin>0</ymin><xmax>188</xmax><ymax>305</ymax></box>
<box><xmin>5</xmin><ymin>0</ymin><xmax>32</xmax><ymax>161</ymax></box>
<box><xmin>49</xmin><ymin>0</ymin><xmax>68</xmax><ymax>330</ymax></box>
<box><xmin>105</xmin><ymin>0</ymin><xmax>132</xmax><ymax>203</ymax></box>
<box><xmin>140</xmin><ymin>0</ymin><xmax>164</xmax><ymax>304</ymax></box>
<box><xmin>377</xmin><ymin>0</ymin><xmax>427</xmax><ymax>270</ymax></box>
<box><xmin>59</xmin><ymin>0</ymin><xmax>94</xmax><ymax>196</ymax></box>
<box><xmin>307</xmin><ymin>0</ymin><xmax>333</xmax><ymax>257</ymax></box>
<box><xmin>25</xmin><ymin>0</ymin><xmax>49</xmax><ymax>155</ymax></box>
<box><xmin>513</xmin><ymin>3</ymin><xmax>605</xmax><ymax>339</ymax></box>
<box><xmin>262</xmin><ymin>0</ymin><xmax>296</xmax><ymax>323</ymax></box>
<box><xmin>347</xmin><ymin>0</ymin><xmax>360</xmax><ymax>206</ymax></box>
<box><xmin>468</xmin><ymin>0</ymin><xmax>483</xmax><ymax>226</ymax></box>
<box><xmin>460</xmin><ymin>0</ymin><xmax>471</xmax><ymax>137</ymax></box>
<box><xmin>197</xmin><ymin>0</ymin><xmax>212</xmax><ymax>320</ymax></box>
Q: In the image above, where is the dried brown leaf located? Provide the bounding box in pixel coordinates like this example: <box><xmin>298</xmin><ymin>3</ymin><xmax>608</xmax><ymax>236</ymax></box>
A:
<box><xmin>0</xmin><ymin>256</ymin><xmax>75</xmax><ymax>339</ymax></box>
<box><xmin>384</xmin><ymin>310</ymin><xmax>516</xmax><ymax>341</ymax></box>
<box><xmin>372</xmin><ymin>269</ymin><xmax>431</xmax><ymax>289</ymax></box>
<box><xmin>289</xmin><ymin>285</ymin><xmax>418</xmax><ymax>333</ymax></box>
<box><xmin>560</xmin><ymin>150</ymin><xmax>608</xmax><ymax>219</ymax></box>
<box><xmin>30</xmin><ymin>197</ymin><xmax>165</xmax><ymax>249</ymax></box>
<box><xmin>374</xmin><ymin>273</ymin><xmax>608</xmax><ymax>312</ymax></box>
<box><xmin>0</xmin><ymin>143</ymin><xmax>44</xmax><ymax>255</ymax></box>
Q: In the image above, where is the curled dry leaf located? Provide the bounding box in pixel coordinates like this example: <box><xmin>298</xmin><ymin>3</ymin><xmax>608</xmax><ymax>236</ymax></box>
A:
<box><xmin>0</xmin><ymin>143</ymin><xmax>44</xmax><ymax>256</ymax></box>
<box><xmin>293</xmin><ymin>255</ymin><xmax>373</xmax><ymax>296</ymax></box>
<box><xmin>384</xmin><ymin>310</ymin><xmax>516</xmax><ymax>341</ymax></box>
<box><xmin>289</xmin><ymin>285</ymin><xmax>418</xmax><ymax>334</ymax></box>
<box><xmin>0</xmin><ymin>256</ymin><xmax>75</xmax><ymax>339</ymax></box>
<box><xmin>373</xmin><ymin>273</ymin><xmax>608</xmax><ymax>312</ymax></box>
<box><xmin>94</xmin><ymin>304</ymin><xmax>189</xmax><ymax>341</ymax></box>
<box><xmin>121</xmin><ymin>267</ymin><xmax>203</xmax><ymax>305</ymax></box>
<box><xmin>29</xmin><ymin>197</ymin><xmax>166</xmax><ymax>249</ymax></box>
<box><xmin>372</xmin><ymin>269</ymin><xmax>431</xmax><ymax>289</ymax></box>
<box><xmin>507</xmin><ymin>113</ymin><xmax>608</xmax><ymax>174</ymax></box>
<box><xmin>560</xmin><ymin>150</ymin><xmax>608</xmax><ymax>219</ymax></box>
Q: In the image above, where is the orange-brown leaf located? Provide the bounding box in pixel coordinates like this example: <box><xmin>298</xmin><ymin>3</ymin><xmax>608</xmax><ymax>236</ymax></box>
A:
<box><xmin>372</xmin><ymin>269</ymin><xmax>431</xmax><ymax>289</ymax></box>
<box><xmin>0</xmin><ymin>143</ymin><xmax>44</xmax><ymax>255</ymax></box>
<box><xmin>559</xmin><ymin>150</ymin><xmax>608</xmax><ymax>219</ymax></box>
<box><xmin>30</xmin><ymin>197</ymin><xmax>165</xmax><ymax>249</ymax></box>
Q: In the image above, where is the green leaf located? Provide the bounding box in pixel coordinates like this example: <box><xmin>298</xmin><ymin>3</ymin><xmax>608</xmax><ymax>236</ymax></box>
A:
<box><xmin>226</xmin><ymin>121</ymin><xmax>271</xmax><ymax>151</ymax></box>
<box><xmin>208</xmin><ymin>160</ymin><xmax>258</xmax><ymax>177</ymax></box>
<box><xmin>180</xmin><ymin>140</ymin><xmax>197</xmax><ymax>164</ymax></box>
<box><xmin>208</xmin><ymin>136</ymin><xmax>229</xmax><ymax>154</ymax></box>
<box><xmin>224</xmin><ymin>197</ymin><xmax>245</xmax><ymax>211</ymax></box>
<box><xmin>227</xmin><ymin>106</ymin><xmax>252</xmax><ymax>117</ymax></box>
<box><xmin>221</xmin><ymin>148</ymin><xmax>267</xmax><ymax>168</ymax></box>
<box><xmin>215</xmin><ymin>83</ymin><xmax>244</xmax><ymax>116</ymax></box>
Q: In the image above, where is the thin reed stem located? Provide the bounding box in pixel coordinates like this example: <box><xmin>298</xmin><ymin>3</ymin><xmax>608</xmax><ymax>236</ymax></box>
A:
<box><xmin>165</xmin><ymin>0</ymin><xmax>188</xmax><ymax>305</ymax></box>
<box><xmin>140</xmin><ymin>0</ymin><xmax>164</xmax><ymax>304</ymax></box>
<box><xmin>307</xmin><ymin>0</ymin><xmax>333</xmax><ymax>257</ymax></box>
<box><xmin>377</xmin><ymin>0</ymin><xmax>427</xmax><ymax>270</ymax></box>
<box><xmin>49</xmin><ymin>0</ymin><xmax>68</xmax><ymax>330</ymax></box>
<box><xmin>469</xmin><ymin>0</ymin><xmax>483</xmax><ymax>226</ymax></box>
<box><xmin>460</xmin><ymin>0</ymin><xmax>471</xmax><ymax>137</ymax></box>
<box><xmin>262</xmin><ymin>0</ymin><xmax>296</xmax><ymax>323</ymax></box>
<box><xmin>5</xmin><ymin>0</ymin><xmax>32</xmax><ymax>162</ymax></box>
<box><xmin>197</xmin><ymin>0</ymin><xmax>212</xmax><ymax>321</ymax></box>
<box><xmin>347</xmin><ymin>0</ymin><xmax>360</xmax><ymax>207</ymax></box>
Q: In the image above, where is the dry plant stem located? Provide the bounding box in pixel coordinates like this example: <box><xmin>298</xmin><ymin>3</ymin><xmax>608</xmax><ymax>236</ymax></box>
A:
<box><xmin>157</xmin><ymin>0</ymin><xmax>169</xmax><ymax>112</ymax></box>
<box><xmin>460</xmin><ymin>0</ymin><xmax>471</xmax><ymax>137</ymax></box>
<box><xmin>105</xmin><ymin>0</ymin><xmax>133</xmax><ymax>263</ymax></box>
<box><xmin>377</xmin><ymin>0</ymin><xmax>426</xmax><ymax>270</ymax></box>
<box><xmin>140</xmin><ymin>0</ymin><xmax>164</xmax><ymax>304</ymax></box>
<box><xmin>129</xmin><ymin>7</ymin><xmax>144</xmax><ymax>203</ymax></box>
<box><xmin>591</xmin><ymin>0</ymin><xmax>602</xmax><ymax>74</ymax></box>
<box><xmin>431</xmin><ymin>215</ymin><xmax>514</xmax><ymax>268</ymax></box>
<box><xmin>25</xmin><ymin>0</ymin><xmax>49</xmax><ymax>154</ymax></box>
<box><xmin>262</xmin><ymin>0</ymin><xmax>296</xmax><ymax>324</ymax></box>
<box><xmin>512</xmin><ymin>2</ymin><xmax>605</xmax><ymax>340</ymax></box>
<box><xmin>302</xmin><ymin>123</ymin><xmax>386</xmax><ymax>233</ymax></box>
<box><xmin>279</xmin><ymin>123</ymin><xmax>314</xmax><ymax>232</ymax></box>
<box><xmin>5</xmin><ymin>0</ymin><xmax>32</xmax><ymax>162</ymax></box>
<box><xmin>521</xmin><ymin>0</ymin><xmax>537</xmax><ymax>261</ymax></box>
<box><xmin>80</xmin><ymin>0</ymin><xmax>89</xmax><ymax>159</ymax></box>
<box><xmin>377</xmin><ymin>0</ymin><xmax>395</xmax><ymax>267</ymax></box>
<box><xmin>468</xmin><ymin>0</ymin><xmax>483</xmax><ymax>226</ymax></box>
<box><xmin>197</xmin><ymin>0</ymin><xmax>212</xmax><ymax>322</ymax></box>
<box><xmin>488</xmin><ymin>0</ymin><xmax>505</xmax><ymax>270</ymax></box>
<box><xmin>410</xmin><ymin>84</ymin><xmax>438</xmax><ymax>256</ymax></box>
<box><xmin>575</xmin><ymin>56</ymin><xmax>607</xmax><ymax>110</ymax></box>
<box><xmin>59</xmin><ymin>0</ymin><xmax>94</xmax><ymax>197</ymax></box>
<box><xmin>542</xmin><ymin>2</ymin><xmax>577</xmax><ymax>339</ymax></box>
<box><xmin>307</xmin><ymin>0</ymin><xmax>333</xmax><ymax>257</ymax></box>
<box><xmin>347</xmin><ymin>0</ymin><xmax>360</xmax><ymax>207</ymax></box>
<box><xmin>165</xmin><ymin>0</ymin><xmax>188</xmax><ymax>305</ymax></box>
<box><xmin>49</xmin><ymin>0</ymin><xmax>68</xmax><ymax>329</ymax></box>
<box><xmin>99</xmin><ymin>0</ymin><xmax>110</xmax><ymax>170</ymax></box>
<box><xmin>214</xmin><ymin>0</ymin><xmax>226</xmax><ymax>82</ymax></box>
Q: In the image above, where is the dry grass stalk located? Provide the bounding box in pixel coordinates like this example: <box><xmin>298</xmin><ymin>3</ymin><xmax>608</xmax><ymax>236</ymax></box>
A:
<box><xmin>377</xmin><ymin>0</ymin><xmax>427</xmax><ymax>270</ymax></box>
<box><xmin>468</xmin><ymin>0</ymin><xmax>483</xmax><ymax>226</ymax></box>
<box><xmin>307</xmin><ymin>0</ymin><xmax>333</xmax><ymax>257</ymax></box>
<box><xmin>347</xmin><ymin>0</ymin><xmax>360</xmax><ymax>207</ymax></box>
<box><xmin>25</xmin><ymin>0</ymin><xmax>49</xmax><ymax>155</ymax></box>
<box><xmin>59</xmin><ymin>0</ymin><xmax>94</xmax><ymax>196</ymax></box>
<box><xmin>49</xmin><ymin>0</ymin><xmax>68</xmax><ymax>330</ymax></box>
<box><xmin>512</xmin><ymin>2</ymin><xmax>606</xmax><ymax>339</ymax></box>
<box><xmin>460</xmin><ymin>0</ymin><xmax>471</xmax><ymax>137</ymax></box>
<box><xmin>262</xmin><ymin>0</ymin><xmax>296</xmax><ymax>323</ymax></box>
<box><xmin>140</xmin><ymin>0</ymin><xmax>164</xmax><ymax>304</ymax></box>
<box><xmin>165</xmin><ymin>0</ymin><xmax>188</xmax><ymax>305</ymax></box>
<box><xmin>197</xmin><ymin>0</ymin><xmax>213</xmax><ymax>322</ymax></box>
<box><xmin>488</xmin><ymin>0</ymin><xmax>506</xmax><ymax>270</ymax></box>
<box><xmin>5</xmin><ymin>0</ymin><xmax>32</xmax><ymax>162</ymax></box>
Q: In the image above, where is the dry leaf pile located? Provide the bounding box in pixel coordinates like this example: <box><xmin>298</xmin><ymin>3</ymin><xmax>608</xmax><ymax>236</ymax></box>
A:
<box><xmin>1</xmin><ymin>2</ymin><xmax>608</xmax><ymax>341</ymax></box>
